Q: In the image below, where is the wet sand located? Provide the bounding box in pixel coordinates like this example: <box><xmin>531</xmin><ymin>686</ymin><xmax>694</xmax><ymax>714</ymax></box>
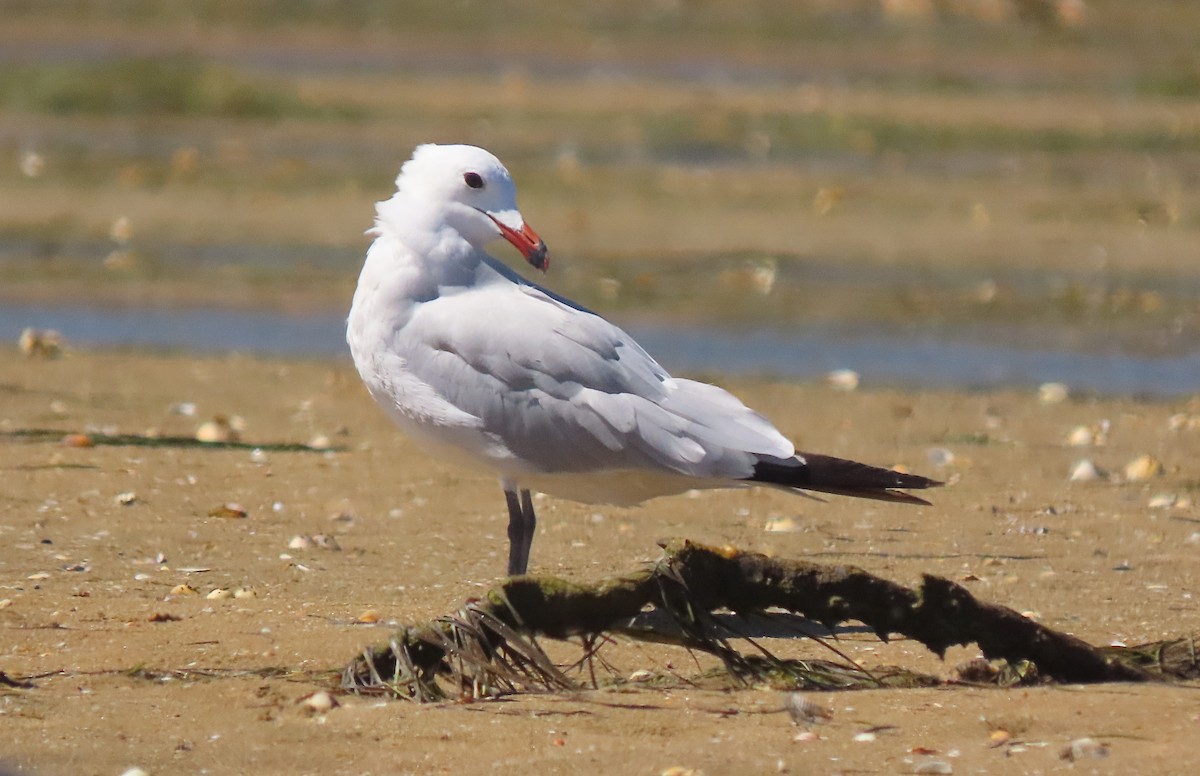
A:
<box><xmin>2</xmin><ymin>347</ymin><xmax>1199</xmax><ymax>774</ymax></box>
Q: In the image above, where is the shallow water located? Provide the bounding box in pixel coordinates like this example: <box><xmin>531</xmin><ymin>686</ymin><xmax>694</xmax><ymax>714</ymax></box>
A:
<box><xmin>4</xmin><ymin>302</ymin><xmax>1197</xmax><ymax>396</ymax></box>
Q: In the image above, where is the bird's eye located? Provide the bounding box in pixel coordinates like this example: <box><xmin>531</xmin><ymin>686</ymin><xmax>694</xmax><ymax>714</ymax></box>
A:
<box><xmin>463</xmin><ymin>172</ymin><xmax>484</xmax><ymax>189</ymax></box>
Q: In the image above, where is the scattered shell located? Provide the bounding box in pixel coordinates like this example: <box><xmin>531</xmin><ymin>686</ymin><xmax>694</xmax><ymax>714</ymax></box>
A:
<box><xmin>628</xmin><ymin>669</ymin><xmax>654</xmax><ymax>683</ymax></box>
<box><xmin>913</xmin><ymin>761</ymin><xmax>953</xmax><ymax>775</ymax></box>
<box><xmin>988</xmin><ymin>730</ymin><xmax>1012</xmax><ymax>747</ymax></box>
<box><xmin>792</xmin><ymin>730</ymin><xmax>819</xmax><ymax>742</ymax></box>
<box><xmin>826</xmin><ymin>369</ymin><xmax>860</xmax><ymax>392</ymax></box>
<box><xmin>853</xmin><ymin>731</ymin><xmax>877</xmax><ymax>743</ymax></box>
<box><xmin>784</xmin><ymin>693</ymin><xmax>832</xmax><ymax>725</ymax></box>
<box><xmin>288</xmin><ymin>534</ymin><xmax>341</xmax><ymax>551</ymax></box>
<box><xmin>307</xmin><ymin>434</ymin><xmax>333</xmax><ymax>451</ymax></box>
<box><xmin>1149</xmin><ymin>493</ymin><xmax>1189</xmax><ymax>509</ymax></box>
<box><xmin>764</xmin><ymin>516</ymin><xmax>801</xmax><ymax>533</ymax></box>
<box><xmin>115</xmin><ymin>491</ymin><xmax>138</xmax><ymax>506</ymax></box>
<box><xmin>926</xmin><ymin>447</ymin><xmax>955</xmax><ymax>467</ymax></box>
<box><xmin>300</xmin><ymin>690</ymin><xmax>338</xmax><ymax>715</ymax></box>
<box><xmin>1123</xmin><ymin>454</ymin><xmax>1164</xmax><ymax>482</ymax></box>
<box><xmin>1060</xmin><ymin>737</ymin><xmax>1109</xmax><ymax>761</ymax></box>
<box><xmin>250</xmin><ymin>448</ymin><xmax>267</xmax><ymax>464</ymax></box>
<box><xmin>208</xmin><ymin>503</ymin><xmax>247</xmax><ymax>519</ymax></box>
<box><xmin>27</xmin><ymin>572</ymin><xmax>50</xmax><ymax>580</ymax></box>
<box><xmin>19</xmin><ymin>150</ymin><xmax>45</xmax><ymax>178</ymax></box>
<box><xmin>1037</xmin><ymin>382</ymin><xmax>1069</xmax><ymax>405</ymax></box>
<box><xmin>18</xmin><ymin>327</ymin><xmax>63</xmax><ymax>358</ymax></box>
<box><xmin>233</xmin><ymin>587</ymin><xmax>257</xmax><ymax>599</ymax></box>
<box><xmin>61</xmin><ymin>433</ymin><xmax>95</xmax><ymax>448</ymax></box>
<box><xmin>1167</xmin><ymin>413</ymin><xmax>1200</xmax><ymax>432</ymax></box>
<box><xmin>119</xmin><ymin>768</ymin><xmax>150</xmax><ymax>776</ymax></box>
<box><xmin>170</xmin><ymin>402</ymin><xmax>197</xmax><ymax>416</ymax></box>
<box><xmin>0</xmin><ymin>599</ymin><xmax>13</xmax><ymax>609</ymax></box>
<box><xmin>1065</xmin><ymin>420</ymin><xmax>1109</xmax><ymax>447</ymax></box>
<box><xmin>1068</xmin><ymin>459</ymin><xmax>1104</xmax><ymax>482</ymax></box>
<box><xmin>356</xmin><ymin>609</ymin><xmax>380</xmax><ymax>624</ymax></box>
<box><xmin>206</xmin><ymin>588</ymin><xmax>233</xmax><ymax>600</ymax></box>
<box><xmin>660</xmin><ymin>768</ymin><xmax>700</xmax><ymax>776</ymax></box>
<box><xmin>170</xmin><ymin>584</ymin><xmax>199</xmax><ymax>596</ymax></box>
<box><xmin>110</xmin><ymin>215</ymin><xmax>133</xmax><ymax>244</ymax></box>
<box><xmin>195</xmin><ymin>415</ymin><xmax>241</xmax><ymax>444</ymax></box>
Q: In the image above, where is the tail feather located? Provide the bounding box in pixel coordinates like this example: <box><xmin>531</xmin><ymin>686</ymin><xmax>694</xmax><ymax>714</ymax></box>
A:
<box><xmin>750</xmin><ymin>451</ymin><xmax>941</xmax><ymax>505</ymax></box>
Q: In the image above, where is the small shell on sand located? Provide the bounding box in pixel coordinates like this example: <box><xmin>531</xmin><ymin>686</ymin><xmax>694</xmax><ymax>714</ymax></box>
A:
<box><xmin>206</xmin><ymin>588</ymin><xmax>233</xmax><ymax>600</ymax></box>
<box><xmin>826</xmin><ymin>369</ymin><xmax>860</xmax><ymax>392</ymax></box>
<box><xmin>1060</xmin><ymin>737</ymin><xmax>1108</xmax><ymax>761</ymax></box>
<box><xmin>195</xmin><ymin>415</ymin><xmax>242</xmax><ymax>444</ymax></box>
<box><xmin>784</xmin><ymin>693</ymin><xmax>833</xmax><ymax>725</ymax></box>
<box><xmin>209</xmin><ymin>503</ymin><xmax>248</xmax><ymax>519</ymax></box>
<box><xmin>764</xmin><ymin>516</ymin><xmax>801</xmax><ymax>533</ymax></box>
<box><xmin>61</xmin><ymin>433</ymin><xmax>95</xmax><ymax>448</ymax></box>
<box><xmin>300</xmin><ymin>690</ymin><xmax>338</xmax><ymax>715</ymax></box>
<box><xmin>1149</xmin><ymin>493</ymin><xmax>1190</xmax><ymax>509</ymax></box>
<box><xmin>1123</xmin><ymin>454</ymin><xmax>1164</xmax><ymax>482</ymax></box>
<box><xmin>1068</xmin><ymin>459</ymin><xmax>1104</xmax><ymax>482</ymax></box>
<box><xmin>1037</xmin><ymin>382</ymin><xmax>1069</xmax><ymax>404</ymax></box>
<box><xmin>18</xmin><ymin>327</ymin><xmax>63</xmax><ymax>358</ymax></box>
<box><xmin>1065</xmin><ymin>420</ymin><xmax>1108</xmax><ymax>447</ymax></box>
<box><xmin>1167</xmin><ymin>413</ymin><xmax>1200</xmax><ymax>432</ymax></box>
<box><xmin>170</xmin><ymin>584</ymin><xmax>199</xmax><ymax>596</ymax></box>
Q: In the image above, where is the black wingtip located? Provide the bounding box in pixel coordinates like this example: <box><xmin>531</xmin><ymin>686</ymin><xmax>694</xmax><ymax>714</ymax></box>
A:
<box><xmin>750</xmin><ymin>451</ymin><xmax>941</xmax><ymax>505</ymax></box>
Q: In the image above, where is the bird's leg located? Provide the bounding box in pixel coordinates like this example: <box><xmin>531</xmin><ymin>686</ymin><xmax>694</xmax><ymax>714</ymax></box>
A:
<box><xmin>504</xmin><ymin>488</ymin><xmax>537</xmax><ymax>576</ymax></box>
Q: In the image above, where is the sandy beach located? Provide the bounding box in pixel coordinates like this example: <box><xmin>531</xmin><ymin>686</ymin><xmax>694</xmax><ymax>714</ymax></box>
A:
<box><xmin>3</xmin><ymin>347</ymin><xmax>1199</xmax><ymax>774</ymax></box>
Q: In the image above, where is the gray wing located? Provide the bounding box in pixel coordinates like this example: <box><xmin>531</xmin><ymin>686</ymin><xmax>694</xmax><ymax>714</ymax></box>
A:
<box><xmin>399</xmin><ymin>280</ymin><xmax>794</xmax><ymax>478</ymax></box>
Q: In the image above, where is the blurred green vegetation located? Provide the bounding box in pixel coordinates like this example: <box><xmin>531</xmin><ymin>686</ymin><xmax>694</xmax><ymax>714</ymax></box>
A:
<box><xmin>0</xmin><ymin>56</ymin><xmax>363</xmax><ymax>119</ymax></box>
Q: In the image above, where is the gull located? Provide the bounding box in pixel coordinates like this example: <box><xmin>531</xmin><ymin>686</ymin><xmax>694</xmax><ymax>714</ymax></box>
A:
<box><xmin>347</xmin><ymin>144</ymin><xmax>940</xmax><ymax>576</ymax></box>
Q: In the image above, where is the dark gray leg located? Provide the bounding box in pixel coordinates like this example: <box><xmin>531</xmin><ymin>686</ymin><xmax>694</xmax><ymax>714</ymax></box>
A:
<box><xmin>504</xmin><ymin>488</ymin><xmax>537</xmax><ymax>576</ymax></box>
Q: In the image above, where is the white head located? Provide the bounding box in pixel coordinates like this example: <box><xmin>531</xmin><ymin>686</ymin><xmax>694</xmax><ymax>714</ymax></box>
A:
<box><xmin>390</xmin><ymin>143</ymin><xmax>548</xmax><ymax>271</ymax></box>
